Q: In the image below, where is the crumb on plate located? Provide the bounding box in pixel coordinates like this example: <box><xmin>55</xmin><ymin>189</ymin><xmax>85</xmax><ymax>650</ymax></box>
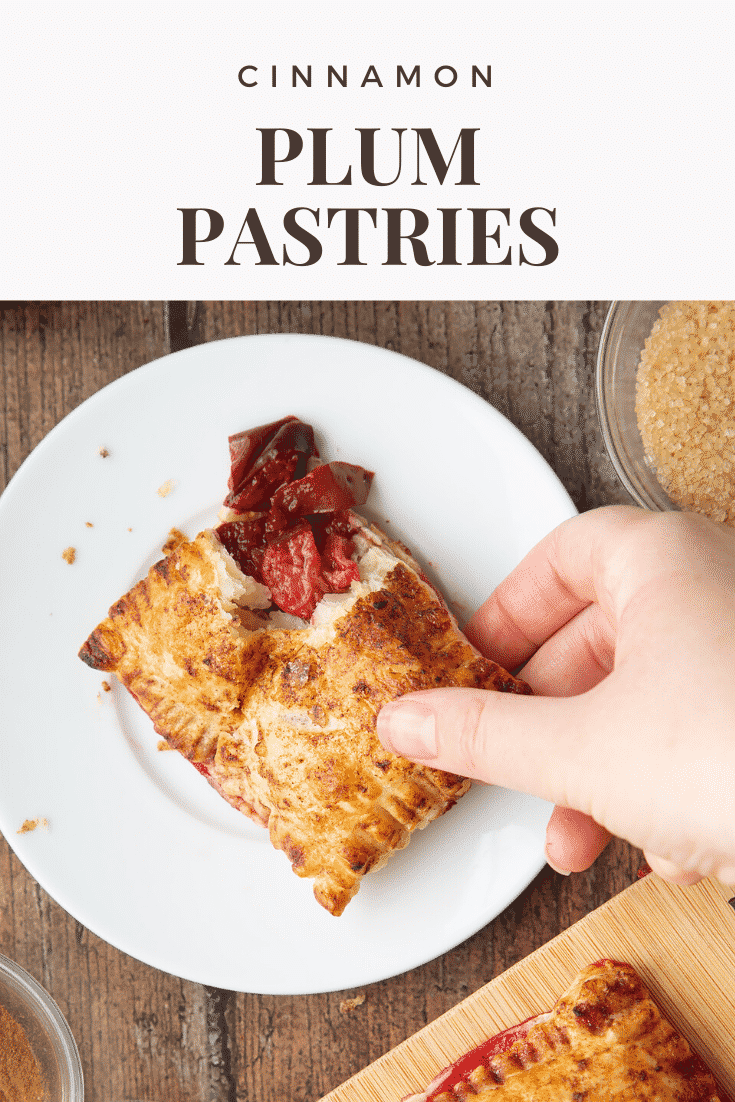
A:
<box><xmin>157</xmin><ymin>479</ymin><xmax>175</xmax><ymax>498</ymax></box>
<box><xmin>62</xmin><ymin>546</ymin><xmax>76</xmax><ymax>564</ymax></box>
<box><xmin>101</xmin><ymin>680</ymin><xmax>111</xmax><ymax>692</ymax></box>
<box><xmin>99</xmin><ymin>446</ymin><xmax>110</xmax><ymax>458</ymax></box>
<box><xmin>17</xmin><ymin>817</ymin><xmax>48</xmax><ymax>834</ymax></box>
<box><xmin>85</xmin><ymin>521</ymin><xmax>94</xmax><ymax>528</ymax></box>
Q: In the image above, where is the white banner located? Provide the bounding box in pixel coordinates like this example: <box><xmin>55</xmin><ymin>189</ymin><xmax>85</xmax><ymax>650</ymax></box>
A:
<box><xmin>2</xmin><ymin>1</ymin><xmax>733</xmax><ymax>298</ymax></box>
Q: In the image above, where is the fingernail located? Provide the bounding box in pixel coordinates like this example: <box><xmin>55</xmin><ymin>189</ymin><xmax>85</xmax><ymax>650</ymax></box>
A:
<box><xmin>545</xmin><ymin>846</ymin><xmax>572</xmax><ymax>876</ymax></box>
<box><xmin>377</xmin><ymin>702</ymin><xmax>438</xmax><ymax>760</ymax></box>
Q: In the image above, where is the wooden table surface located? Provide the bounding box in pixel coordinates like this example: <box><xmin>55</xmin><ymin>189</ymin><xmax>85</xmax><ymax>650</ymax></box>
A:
<box><xmin>0</xmin><ymin>301</ymin><xmax>635</xmax><ymax>1102</ymax></box>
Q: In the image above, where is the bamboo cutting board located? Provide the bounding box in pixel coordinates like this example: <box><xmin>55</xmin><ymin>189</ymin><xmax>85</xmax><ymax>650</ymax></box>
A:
<box><xmin>321</xmin><ymin>875</ymin><xmax>735</xmax><ymax>1101</ymax></box>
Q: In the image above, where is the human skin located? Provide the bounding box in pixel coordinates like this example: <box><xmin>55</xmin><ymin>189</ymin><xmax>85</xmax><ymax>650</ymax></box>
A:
<box><xmin>377</xmin><ymin>506</ymin><xmax>735</xmax><ymax>885</ymax></box>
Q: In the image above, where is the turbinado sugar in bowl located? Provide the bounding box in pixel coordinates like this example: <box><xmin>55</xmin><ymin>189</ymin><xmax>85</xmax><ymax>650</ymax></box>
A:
<box><xmin>635</xmin><ymin>301</ymin><xmax>735</xmax><ymax>525</ymax></box>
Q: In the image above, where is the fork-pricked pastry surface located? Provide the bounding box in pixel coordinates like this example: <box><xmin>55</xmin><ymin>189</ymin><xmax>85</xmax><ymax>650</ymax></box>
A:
<box><xmin>405</xmin><ymin>960</ymin><xmax>723</xmax><ymax>1101</ymax></box>
<box><xmin>80</xmin><ymin>520</ymin><xmax>530</xmax><ymax>915</ymax></box>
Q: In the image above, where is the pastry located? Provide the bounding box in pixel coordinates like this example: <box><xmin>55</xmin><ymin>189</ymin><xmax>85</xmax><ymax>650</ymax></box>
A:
<box><xmin>404</xmin><ymin>959</ymin><xmax>723</xmax><ymax>1101</ymax></box>
<box><xmin>79</xmin><ymin>417</ymin><xmax>530</xmax><ymax>914</ymax></box>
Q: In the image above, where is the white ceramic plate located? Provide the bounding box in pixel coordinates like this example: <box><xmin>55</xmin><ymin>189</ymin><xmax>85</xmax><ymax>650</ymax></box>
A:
<box><xmin>0</xmin><ymin>334</ymin><xmax>575</xmax><ymax>994</ymax></box>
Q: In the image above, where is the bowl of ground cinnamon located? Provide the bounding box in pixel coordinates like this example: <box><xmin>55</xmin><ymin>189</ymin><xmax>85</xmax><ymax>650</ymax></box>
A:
<box><xmin>596</xmin><ymin>301</ymin><xmax>735</xmax><ymax>525</ymax></box>
<box><xmin>0</xmin><ymin>954</ymin><xmax>83</xmax><ymax>1101</ymax></box>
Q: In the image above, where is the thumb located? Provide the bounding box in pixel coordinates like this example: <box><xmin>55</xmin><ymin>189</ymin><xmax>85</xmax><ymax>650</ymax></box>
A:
<box><xmin>376</xmin><ymin>687</ymin><xmax>591</xmax><ymax>808</ymax></box>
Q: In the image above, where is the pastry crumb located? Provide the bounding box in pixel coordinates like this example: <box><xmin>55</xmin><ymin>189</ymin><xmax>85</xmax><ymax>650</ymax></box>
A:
<box><xmin>85</xmin><ymin>521</ymin><xmax>94</xmax><ymax>528</ymax></box>
<box><xmin>157</xmin><ymin>739</ymin><xmax>173</xmax><ymax>751</ymax></box>
<box><xmin>62</xmin><ymin>546</ymin><xmax>76</xmax><ymax>564</ymax></box>
<box><xmin>157</xmin><ymin>479</ymin><xmax>175</xmax><ymax>498</ymax></box>
<box><xmin>18</xmin><ymin>817</ymin><xmax>48</xmax><ymax>834</ymax></box>
<box><xmin>162</xmin><ymin>528</ymin><xmax>187</xmax><ymax>554</ymax></box>
<box><xmin>99</xmin><ymin>446</ymin><xmax>110</xmax><ymax>458</ymax></box>
<box><xmin>101</xmin><ymin>680</ymin><xmax>111</xmax><ymax>692</ymax></box>
<box><xmin>339</xmin><ymin>993</ymin><xmax>366</xmax><ymax>1014</ymax></box>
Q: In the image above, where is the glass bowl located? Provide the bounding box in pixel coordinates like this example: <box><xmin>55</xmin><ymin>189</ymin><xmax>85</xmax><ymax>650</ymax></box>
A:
<box><xmin>595</xmin><ymin>300</ymin><xmax>678</xmax><ymax>512</ymax></box>
<box><xmin>0</xmin><ymin>953</ymin><xmax>84</xmax><ymax>1101</ymax></box>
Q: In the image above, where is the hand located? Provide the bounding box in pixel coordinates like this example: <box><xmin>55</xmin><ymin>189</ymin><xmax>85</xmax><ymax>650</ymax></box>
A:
<box><xmin>377</xmin><ymin>506</ymin><xmax>735</xmax><ymax>885</ymax></box>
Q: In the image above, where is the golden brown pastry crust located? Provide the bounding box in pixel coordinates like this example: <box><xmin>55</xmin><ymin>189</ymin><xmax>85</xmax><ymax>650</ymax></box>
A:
<box><xmin>79</xmin><ymin>523</ymin><xmax>530</xmax><ymax>915</ymax></box>
<box><xmin>409</xmin><ymin>960</ymin><xmax>722</xmax><ymax>1101</ymax></box>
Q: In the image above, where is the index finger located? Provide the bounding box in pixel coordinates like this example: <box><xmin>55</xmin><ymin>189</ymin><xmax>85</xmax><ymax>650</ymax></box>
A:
<box><xmin>465</xmin><ymin>505</ymin><xmax>644</xmax><ymax>670</ymax></box>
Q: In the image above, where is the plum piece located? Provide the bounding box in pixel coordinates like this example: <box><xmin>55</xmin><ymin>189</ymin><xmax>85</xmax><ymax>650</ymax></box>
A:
<box><xmin>309</xmin><ymin>509</ymin><xmax>363</xmax><ymax>553</ymax></box>
<box><xmin>225</xmin><ymin>418</ymin><xmax>317</xmax><ymax>512</ymax></box>
<box><xmin>272</xmin><ymin>461</ymin><xmax>373</xmax><ymax>516</ymax></box>
<box><xmin>216</xmin><ymin>517</ymin><xmax>267</xmax><ymax>579</ymax></box>
<box><xmin>227</xmin><ymin>416</ymin><xmax>297</xmax><ymax>493</ymax></box>
<box><xmin>321</xmin><ymin>534</ymin><xmax>360</xmax><ymax>591</ymax></box>
<box><xmin>261</xmin><ymin>522</ymin><xmax>326</xmax><ymax>620</ymax></box>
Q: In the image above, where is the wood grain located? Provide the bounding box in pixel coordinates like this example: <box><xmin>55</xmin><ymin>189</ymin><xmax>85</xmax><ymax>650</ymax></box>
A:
<box><xmin>0</xmin><ymin>301</ymin><xmax>640</xmax><ymax>1102</ymax></box>
<box><xmin>320</xmin><ymin>876</ymin><xmax>735</xmax><ymax>1102</ymax></box>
